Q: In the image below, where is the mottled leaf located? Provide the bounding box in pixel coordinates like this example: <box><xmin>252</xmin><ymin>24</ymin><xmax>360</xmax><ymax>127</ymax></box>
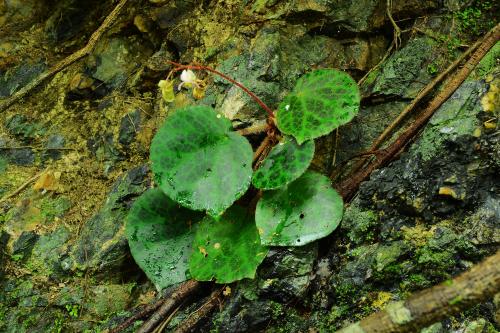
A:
<box><xmin>150</xmin><ymin>106</ymin><xmax>253</xmax><ymax>216</ymax></box>
<box><xmin>190</xmin><ymin>206</ymin><xmax>269</xmax><ymax>283</ymax></box>
<box><xmin>255</xmin><ymin>171</ymin><xmax>343</xmax><ymax>246</ymax></box>
<box><xmin>126</xmin><ymin>188</ymin><xmax>204</xmax><ymax>290</ymax></box>
<box><xmin>276</xmin><ymin>69</ymin><xmax>360</xmax><ymax>144</ymax></box>
<box><xmin>252</xmin><ymin>136</ymin><xmax>314</xmax><ymax>190</ymax></box>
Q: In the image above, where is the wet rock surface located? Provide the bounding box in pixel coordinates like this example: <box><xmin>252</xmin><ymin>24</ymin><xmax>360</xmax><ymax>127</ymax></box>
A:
<box><xmin>70</xmin><ymin>164</ymin><xmax>150</xmax><ymax>273</ymax></box>
<box><xmin>0</xmin><ymin>0</ymin><xmax>498</xmax><ymax>332</ymax></box>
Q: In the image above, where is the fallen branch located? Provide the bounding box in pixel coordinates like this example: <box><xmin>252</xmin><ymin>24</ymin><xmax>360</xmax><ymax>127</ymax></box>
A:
<box><xmin>108</xmin><ymin>296</ymin><xmax>166</xmax><ymax>333</ymax></box>
<box><xmin>174</xmin><ymin>288</ymin><xmax>223</xmax><ymax>333</ymax></box>
<box><xmin>336</xmin><ymin>250</ymin><xmax>500</xmax><ymax>333</ymax></box>
<box><xmin>0</xmin><ymin>169</ymin><xmax>45</xmax><ymax>203</ymax></box>
<box><xmin>136</xmin><ymin>280</ymin><xmax>201</xmax><ymax>333</ymax></box>
<box><xmin>153</xmin><ymin>303</ymin><xmax>183</xmax><ymax>333</ymax></box>
<box><xmin>343</xmin><ymin>26</ymin><xmax>486</xmax><ymax>179</ymax></box>
<box><xmin>337</xmin><ymin>22</ymin><xmax>500</xmax><ymax>201</ymax></box>
<box><xmin>0</xmin><ymin>0</ymin><xmax>129</xmax><ymax>113</ymax></box>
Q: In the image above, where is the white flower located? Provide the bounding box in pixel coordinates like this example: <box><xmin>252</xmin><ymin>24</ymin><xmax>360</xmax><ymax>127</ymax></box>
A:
<box><xmin>178</xmin><ymin>69</ymin><xmax>197</xmax><ymax>90</ymax></box>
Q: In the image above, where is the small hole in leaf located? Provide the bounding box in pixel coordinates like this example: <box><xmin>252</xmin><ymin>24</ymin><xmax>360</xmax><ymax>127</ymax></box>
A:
<box><xmin>299</xmin><ymin>213</ymin><xmax>305</xmax><ymax>219</ymax></box>
<box><xmin>297</xmin><ymin>238</ymin><xmax>301</xmax><ymax>243</ymax></box>
<box><xmin>206</xmin><ymin>168</ymin><xmax>212</xmax><ymax>172</ymax></box>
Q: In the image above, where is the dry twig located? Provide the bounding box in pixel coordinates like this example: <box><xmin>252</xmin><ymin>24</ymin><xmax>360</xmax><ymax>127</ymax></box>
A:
<box><xmin>336</xmin><ymin>250</ymin><xmax>500</xmax><ymax>333</ymax></box>
<box><xmin>174</xmin><ymin>288</ymin><xmax>223</xmax><ymax>333</ymax></box>
<box><xmin>108</xmin><ymin>297</ymin><xmax>166</xmax><ymax>333</ymax></box>
<box><xmin>343</xmin><ymin>28</ymin><xmax>486</xmax><ymax>180</ymax></box>
<box><xmin>0</xmin><ymin>169</ymin><xmax>45</xmax><ymax>203</ymax></box>
<box><xmin>337</xmin><ymin>22</ymin><xmax>500</xmax><ymax>201</ymax></box>
<box><xmin>136</xmin><ymin>280</ymin><xmax>201</xmax><ymax>333</ymax></box>
<box><xmin>0</xmin><ymin>0</ymin><xmax>129</xmax><ymax>113</ymax></box>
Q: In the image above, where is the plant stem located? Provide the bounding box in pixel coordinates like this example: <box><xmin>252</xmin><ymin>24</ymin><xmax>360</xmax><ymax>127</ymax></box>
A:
<box><xmin>167</xmin><ymin>60</ymin><xmax>275</xmax><ymax>118</ymax></box>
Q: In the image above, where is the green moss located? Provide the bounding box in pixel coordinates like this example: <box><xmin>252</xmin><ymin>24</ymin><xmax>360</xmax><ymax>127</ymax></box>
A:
<box><xmin>86</xmin><ymin>284</ymin><xmax>134</xmax><ymax>319</ymax></box>
<box><xmin>335</xmin><ymin>282</ymin><xmax>358</xmax><ymax>302</ymax></box>
<box><xmin>454</xmin><ymin>0</ymin><xmax>497</xmax><ymax>38</ymax></box>
<box><xmin>39</xmin><ymin>196</ymin><xmax>71</xmax><ymax>222</ymax></box>
<box><xmin>270</xmin><ymin>302</ymin><xmax>284</xmax><ymax>320</ymax></box>
<box><xmin>471</xmin><ymin>41</ymin><xmax>500</xmax><ymax>79</ymax></box>
<box><xmin>266</xmin><ymin>304</ymin><xmax>308</xmax><ymax>333</ymax></box>
<box><xmin>0</xmin><ymin>303</ymin><xmax>6</xmax><ymax>329</ymax></box>
<box><xmin>374</xmin><ymin>242</ymin><xmax>407</xmax><ymax>272</ymax></box>
<box><xmin>22</xmin><ymin>316</ymin><xmax>37</xmax><ymax>329</ymax></box>
<box><xmin>416</xmin><ymin>247</ymin><xmax>455</xmax><ymax>277</ymax></box>
<box><xmin>0</xmin><ymin>156</ymin><xmax>7</xmax><ymax>173</ymax></box>
<box><xmin>449</xmin><ymin>295</ymin><xmax>463</xmax><ymax>305</ymax></box>
<box><xmin>427</xmin><ymin>64</ymin><xmax>438</xmax><ymax>76</ymax></box>
<box><xmin>400</xmin><ymin>274</ymin><xmax>431</xmax><ymax>291</ymax></box>
<box><xmin>50</xmin><ymin>313</ymin><xmax>64</xmax><ymax>333</ymax></box>
<box><xmin>342</xmin><ymin>206</ymin><xmax>378</xmax><ymax>245</ymax></box>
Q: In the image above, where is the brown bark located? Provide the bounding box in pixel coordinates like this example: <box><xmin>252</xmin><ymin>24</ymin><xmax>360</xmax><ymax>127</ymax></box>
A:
<box><xmin>136</xmin><ymin>280</ymin><xmax>201</xmax><ymax>333</ymax></box>
<box><xmin>336</xmin><ymin>250</ymin><xmax>500</xmax><ymax>333</ymax></box>
<box><xmin>174</xmin><ymin>288</ymin><xmax>222</xmax><ymax>333</ymax></box>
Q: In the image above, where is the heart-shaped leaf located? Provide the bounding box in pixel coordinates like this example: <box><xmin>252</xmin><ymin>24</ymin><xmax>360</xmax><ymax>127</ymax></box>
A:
<box><xmin>255</xmin><ymin>171</ymin><xmax>343</xmax><ymax>246</ymax></box>
<box><xmin>150</xmin><ymin>106</ymin><xmax>253</xmax><ymax>216</ymax></box>
<box><xmin>252</xmin><ymin>136</ymin><xmax>314</xmax><ymax>190</ymax></box>
<box><xmin>276</xmin><ymin>69</ymin><xmax>360</xmax><ymax>144</ymax></box>
<box><xmin>126</xmin><ymin>188</ymin><xmax>204</xmax><ymax>291</ymax></box>
<box><xmin>189</xmin><ymin>206</ymin><xmax>269</xmax><ymax>283</ymax></box>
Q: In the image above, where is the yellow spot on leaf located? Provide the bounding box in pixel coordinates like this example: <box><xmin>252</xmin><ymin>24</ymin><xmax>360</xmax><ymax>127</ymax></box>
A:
<box><xmin>198</xmin><ymin>246</ymin><xmax>208</xmax><ymax>257</ymax></box>
<box><xmin>213</xmin><ymin>242</ymin><xmax>221</xmax><ymax>249</ymax></box>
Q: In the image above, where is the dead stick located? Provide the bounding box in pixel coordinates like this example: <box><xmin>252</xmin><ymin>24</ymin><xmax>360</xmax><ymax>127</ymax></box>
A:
<box><xmin>0</xmin><ymin>0</ymin><xmax>129</xmax><ymax>113</ymax></box>
<box><xmin>174</xmin><ymin>288</ymin><xmax>222</xmax><ymax>333</ymax></box>
<box><xmin>0</xmin><ymin>169</ymin><xmax>45</xmax><ymax>203</ymax></box>
<box><xmin>336</xmin><ymin>250</ymin><xmax>500</xmax><ymax>333</ymax></box>
<box><xmin>337</xmin><ymin>22</ymin><xmax>500</xmax><ymax>202</ymax></box>
<box><xmin>136</xmin><ymin>280</ymin><xmax>200</xmax><ymax>333</ymax></box>
<box><xmin>153</xmin><ymin>303</ymin><xmax>183</xmax><ymax>333</ymax></box>
<box><xmin>109</xmin><ymin>297</ymin><xmax>166</xmax><ymax>333</ymax></box>
<box><xmin>340</xmin><ymin>26</ymin><xmax>485</xmax><ymax>180</ymax></box>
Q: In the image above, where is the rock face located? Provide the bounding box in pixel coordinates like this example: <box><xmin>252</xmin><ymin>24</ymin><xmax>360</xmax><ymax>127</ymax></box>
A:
<box><xmin>0</xmin><ymin>0</ymin><xmax>499</xmax><ymax>332</ymax></box>
<box><xmin>70</xmin><ymin>165</ymin><xmax>150</xmax><ymax>273</ymax></box>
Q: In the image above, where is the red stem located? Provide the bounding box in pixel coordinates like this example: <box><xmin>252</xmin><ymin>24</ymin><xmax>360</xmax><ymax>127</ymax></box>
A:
<box><xmin>167</xmin><ymin>61</ymin><xmax>275</xmax><ymax>118</ymax></box>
